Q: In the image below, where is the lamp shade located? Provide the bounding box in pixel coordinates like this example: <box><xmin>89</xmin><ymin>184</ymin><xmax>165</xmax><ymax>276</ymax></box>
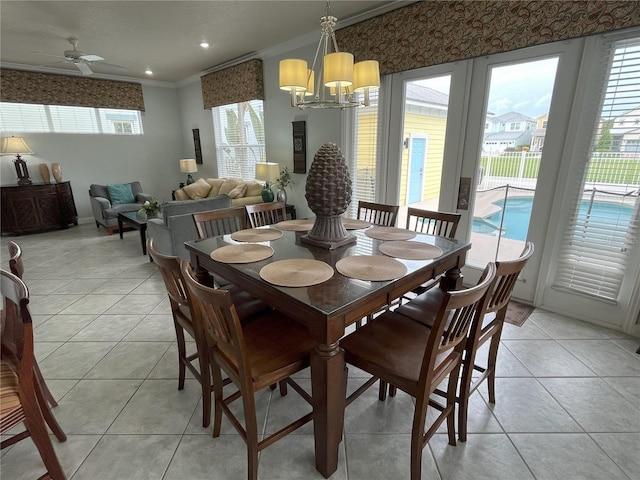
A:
<box><xmin>255</xmin><ymin>162</ymin><xmax>280</xmax><ymax>182</ymax></box>
<box><xmin>353</xmin><ymin>60</ymin><xmax>380</xmax><ymax>92</ymax></box>
<box><xmin>179</xmin><ymin>158</ymin><xmax>198</xmax><ymax>173</ymax></box>
<box><xmin>279</xmin><ymin>59</ymin><xmax>308</xmax><ymax>92</ymax></box>
<box><xmin>324</xmin><ymin>52</ymin><xmax>353</xmax><ymax>87</ymax></box>
<box><xmin>1</xmin><ymin>136</ymin><xmax>33</xmax><ymax>155</ymax></box>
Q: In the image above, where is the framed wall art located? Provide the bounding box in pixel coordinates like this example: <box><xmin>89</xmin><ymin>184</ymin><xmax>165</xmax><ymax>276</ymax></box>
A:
<box><xmin>193</xmin><ymin>128</ymin><xmax>203</xmax><ymax>164</ymax></box>
<box><xmin>292</xmin><ymin>121</ymin><xmax>306</xmax><ymax>173</ymax></box>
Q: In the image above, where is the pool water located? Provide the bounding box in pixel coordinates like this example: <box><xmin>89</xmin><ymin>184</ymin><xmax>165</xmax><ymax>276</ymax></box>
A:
<box><xmin>473</xmin><ymin>197</ymin><xmax>634</xmax><ymax>241</ymax></box>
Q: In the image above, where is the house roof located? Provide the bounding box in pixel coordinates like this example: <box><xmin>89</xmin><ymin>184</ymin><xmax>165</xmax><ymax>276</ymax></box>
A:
<box><xmin>405</xmin><ymin>83</ymin><xmax>449</xmax><ymax>107</ymax></box>
<box><xmin>483</xmin><ymin>131</ymin><xmax>528</xmax><ymax>141</ymax></box>
<box><xmin>489</xmin><ymin>111</ymin><xmax>536</xmax><ymax>123</ymax></box>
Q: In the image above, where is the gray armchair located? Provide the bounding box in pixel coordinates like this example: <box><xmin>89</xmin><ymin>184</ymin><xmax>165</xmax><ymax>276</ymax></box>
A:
<box><xmin>89</xmin><ymin>182</ymin><xmax>153</xmax><ymax>234</ymax></box>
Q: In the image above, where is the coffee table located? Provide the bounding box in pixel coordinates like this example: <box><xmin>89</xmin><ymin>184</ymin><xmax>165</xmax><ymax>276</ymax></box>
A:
<box><xmin>118</xmin><ymin>211</ymin><xmax>149</xmax><ymax>255</ymax></box>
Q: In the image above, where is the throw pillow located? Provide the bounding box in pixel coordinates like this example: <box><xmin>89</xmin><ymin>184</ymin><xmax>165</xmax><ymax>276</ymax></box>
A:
<box><xmin>206</xmin><ymin>178</ymin><xmax>225</xmax><ymax>196</ymax></box>
<box><xmin>245</xmin><ymin>182</ymin><xmax>263</xmax><ymax>197</ymax></box>
<box><xmin>107</xmin><ymin>184</ymin><xmax>135</xmax><ymax>205</ymax></box>
<box><xmin>183</xmin><ymin>178</ymin><xmax>212</xmax><ymax>199</ymax></box>
<box><xmin>219</xmin><ymin>179</ymin><xmax>241</xmax><ymax>195</ymax></box>
<box><xmin>228</xmin><ymin>183</ymin><xmax>248</xmax><ymax>199</ymax></box>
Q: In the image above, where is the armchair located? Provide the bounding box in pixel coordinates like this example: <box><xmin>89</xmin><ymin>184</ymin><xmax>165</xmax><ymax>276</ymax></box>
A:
<box><xmin>88</xmin><ymin>182</ymin><xmax>153</xmax><ymax>234</ymax></box>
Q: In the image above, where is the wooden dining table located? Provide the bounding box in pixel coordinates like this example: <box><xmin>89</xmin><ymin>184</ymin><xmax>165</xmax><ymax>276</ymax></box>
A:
<box><xmin>185</xmin><ymin>226</ymin><xmax>471</xmax><ymax>478</ymax></box>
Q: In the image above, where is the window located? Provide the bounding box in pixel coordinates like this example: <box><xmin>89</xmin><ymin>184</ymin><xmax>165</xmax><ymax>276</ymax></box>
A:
<box><xmin>542</xmin><ymin>120</ymin><xmax>548</xmax><ymax>128</ymax></box>
<box><xmin>552</xmin><ymin>37</ymin><xmax>640</xmax><ymax>302</ymax></box>
<box><xmin>211</xmin><ymin>100</ymin><xmax>265</xmax><ymax>179</ymax></box>
<box><xmin>0</xmin><ymin>102</ymin><xmax>143</xmax><ymax>134</ymax></box>
<box><xmin>510</xmin><ymin>122</ymin><xmax>519</xmax><ymax>130</ymax></box>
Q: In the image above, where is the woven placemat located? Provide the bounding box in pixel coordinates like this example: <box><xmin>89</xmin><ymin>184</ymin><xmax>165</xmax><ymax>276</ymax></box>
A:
<box><xmin>378</xmin><ymin>241</ymin><xmax>443</xmax><ymax>260</ymax></box>
<box><xmin>259</xmin><ymin>259</ymin><xmax>334</xmax><ymax>287</ymax></box>
<box><xmin>274</xmin><ymin>219</ymin><xmax>315</xmax><ymax>231</ymax></box>
<box><xmin>230</xmin><ymin>228</ymin><xmax>283</xmax><ymax>242</ymax></box>
<box><xmin>210</xmin><ymin>244</ymin><xmax>274</xmax><ymax>263</ymax></box>
<box><xmin>365</xmin><ymin>226</ymin><xmax>417</xmax><ymax>241</ymax></box>
<box><xmin>342</xmin><ymin>218</ymin><xmax>372</xmax><ymax>230</ymax></box>
<box><xmin>336</xmin><ymin>255</ymin><xmax>407</xmax><ymax>281</ymax></box>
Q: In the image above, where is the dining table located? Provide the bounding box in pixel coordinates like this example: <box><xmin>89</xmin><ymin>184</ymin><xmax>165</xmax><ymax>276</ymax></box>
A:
<box><xmin>185</xmin><ymin>224</ymin><xmax>471</xmax><ymax>478</ymax></box>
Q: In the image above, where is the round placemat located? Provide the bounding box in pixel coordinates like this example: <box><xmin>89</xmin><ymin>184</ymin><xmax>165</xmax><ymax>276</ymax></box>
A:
<box><xmin>259</xmin><ymin>259</ymin><xmax>334</xmax><ymax>287</ymax></box>
<box><xmin>274</xmin><ymin>219</ymin><xmax>315</xmax><ymax>231</ymax></box>
<box><xmin>336</xmin><ymin>255</ymin><xmax>407</xmax><ymax>281</ymax></box>
<box><xmin>378</xmin><ymin>241</ymin><xmax>443</xmax><ymax>260</ymax></box>
<box><xmin>365</xmin><ymin>227</ymin><xmax>417</xmax><ymax>241</ymax></box>
<box><xmin>342</xmin><ymin>218</ymin><xmax>372</xmax><ymax>230</ymax></box>
<box><xmin>230</xmin><ymin>228</ymin><xmax>283</xmax><ymax>242</ymax></box>
<box><xmin>211</xmin><ymin>244</ymin><xmax>274</xmax><ymax>264</ymax></box>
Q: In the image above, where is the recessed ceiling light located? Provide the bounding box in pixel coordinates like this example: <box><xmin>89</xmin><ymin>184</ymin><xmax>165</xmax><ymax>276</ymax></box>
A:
<box><xmin>145</xmin><ymin>69</ymin><xmax>153</xmax><ymax>75</ymax></box>
<box><xmin>200</xmin><ymin>41</ymin><xmax>210</xmax><ymax>48</ymax></box>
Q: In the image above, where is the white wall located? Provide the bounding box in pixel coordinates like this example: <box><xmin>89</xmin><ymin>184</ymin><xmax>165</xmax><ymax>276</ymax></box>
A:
<box><xmin>1</xmin><ymin>84</ymin><xmax>187</xmax><ymax>222</ymax></box>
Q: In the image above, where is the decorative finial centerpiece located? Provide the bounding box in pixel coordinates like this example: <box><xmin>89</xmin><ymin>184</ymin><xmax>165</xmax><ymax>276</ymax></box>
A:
<box><xmin>301</xmin><ymin>142</ymin><xmax>355</xmax><ymax>249</ymax></box>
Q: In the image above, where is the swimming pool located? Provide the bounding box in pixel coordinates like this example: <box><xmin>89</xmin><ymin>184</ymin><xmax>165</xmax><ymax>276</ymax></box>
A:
<box><xmin>472</xmin><ymin>197</ymin><xmax>635</xmax><ymax>241</ymax></box>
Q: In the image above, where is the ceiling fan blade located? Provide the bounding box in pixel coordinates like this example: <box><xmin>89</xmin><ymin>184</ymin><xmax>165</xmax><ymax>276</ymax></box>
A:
<box><xmin>95</xmin><ymin>61</ymin><xmax>126</xmax><ymax>70</ymax></box>
<box><xmin>30</xmin><ymin>51</ymin><xmax>66</xmax><ymax>59</ymax></box>
<box><xmin>75</xmin><ymin>62</ymin><xmax>93</xmax><ymax>75</ymax></box>
<box><xmin>79</xmin><ymin>54</ymin><xmax>104</xmax><ymax>62</ymax></box>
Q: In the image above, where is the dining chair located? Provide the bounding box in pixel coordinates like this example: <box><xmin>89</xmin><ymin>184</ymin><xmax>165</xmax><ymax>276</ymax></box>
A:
<box><xmin>340</xmin><ymin>263</ymin><xmax>496</xmax><ymax>480</ymax></box>
<box><xmin>399</xmin><ymin>208</ymin><xmax>462</xmax><ymax>302</ymax></box>
<box><xmin>181</xmin><ymin>260</ymin><xmax>315</xmax><ymax>480</ymax></box>
<box><xmin>6</xmin><ymin>241</ymin><xmax>66</xmax><ymax>442</ymax></box>
<box><xmin>395</xmin><ymin>242</ymin><xmax>534</xmax><ymax>441</ymax></box>
<box><xmin>147</xmin><ymin>238</ymin><xmax>269</xmax><ymax>428</ymax></box>
<box><xmin>193</xmin><ymin>206</ymin><xmax>247</xmax><ymax>240</ymax></box>
<box><xmin>1</xmin><ymin>269</ymin><xmax>66</xmax><ymax>480</ymax></box>
<box><xmin>356</xmin><ymin>200</ymin><xmax>399</xmax><ymax>227</ymax></box>
<box><xmin>245</xmin><ymin>201</ymin><xmax>287</xmax><ymax>228</ymax></box>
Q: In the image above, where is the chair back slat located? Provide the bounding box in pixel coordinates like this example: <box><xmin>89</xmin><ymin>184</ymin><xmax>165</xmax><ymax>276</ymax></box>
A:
<box><xmin>245</xmin><ymin>201</ymin><xmax>287</xmax><ymax>228</ymax></box>
<box><xmin>357</xmin><ymin>201</ymin><xmax>399</xmax><ymax>227</ymax></box>
<box><xmin>406</xmin><ymin>208</ymin><xmax>461</xmax><ymax>239</ymax></box>
<box><xmin>193</xmin><ymin>207</ymin><xmax>247</xmax><ymax>240</ymax></box>
<box><xmin>147</xmin><ymin>239</ymin><xmax>188</xmax><ymax>307</ymax></box>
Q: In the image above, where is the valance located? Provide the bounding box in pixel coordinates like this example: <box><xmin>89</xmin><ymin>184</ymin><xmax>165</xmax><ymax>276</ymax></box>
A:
<box><xmin>201</xmin><ymin>58</ymin><xmax>264</xmax><ymax>109</ymax></box>
<box><xmin>0</xmin><ymin>69</ymin><xmax>145</xmax><ymax>111</ymax></box>
<box><xmin>337</xmin><ymin>1</ymin><xmax>640</xmax><ymax>76</ymax></box>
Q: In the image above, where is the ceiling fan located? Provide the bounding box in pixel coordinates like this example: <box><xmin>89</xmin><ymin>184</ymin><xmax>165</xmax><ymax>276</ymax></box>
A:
<box><xmin>33</xmin><ymin>37</ymin><xmax>125</xmax><ymax>75</ymax></box>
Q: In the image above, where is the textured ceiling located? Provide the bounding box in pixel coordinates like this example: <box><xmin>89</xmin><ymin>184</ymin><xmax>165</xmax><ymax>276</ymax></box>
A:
<box><xmin>0</xmin><ymin>1</ymin><xmax>408</xmax><ymax>83</ymax></box>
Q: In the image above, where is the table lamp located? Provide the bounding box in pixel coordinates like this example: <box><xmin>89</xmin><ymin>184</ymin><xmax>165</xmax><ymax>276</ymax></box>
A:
<box><xmin>255</xmin><ymin>162</ymin><xmax>280</xmax><ymax>202</ymax></box>
<box><xmin>179</xmin><ymin>158</ymin><xmax>198</xmax><ymax>185</ymax></box>
<box><xmin>2</xmin><ymin>136</ymin><xmax>34</xmax><ymax>185</ymax></box>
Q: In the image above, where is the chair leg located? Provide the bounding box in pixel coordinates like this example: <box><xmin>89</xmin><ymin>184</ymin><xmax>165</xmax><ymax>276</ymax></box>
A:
<box><xmin>457</xmin><ymin>348</ymin><xmax>476</xmax><ymax>443</ymax></box>
<box><xmin>378</xmin><ymin>380</ymin><xmax>387</xmax><ymax>401</ymax></box>
<box><xmin>486</xmin><ymin>332</ymin><xmax>502</xmax><ymax>404</ymax></box>
<box><xmin>174</xmin><ymin>321</ymin><xmax>187</xmax><ymax>390</ymax></box>
<box><xmin>34</xmin><ymin>362</ymin><xmax>57</xmax><ymax>407</ymax></box>
<box><xmin>211</xmin><ymin>364</ymin><xmax>225</xmax><ymax>438</ymax></box>
<box><xmin>278</xmin><ymin>380</ymin><xmax>288</xmax><ymax>397</ymax></box>
<box><xmin>197</xmin><ymin>346</ymin><xmax>212</xmax><ymax>428</ymax></box>
<box><xmin>34</xmin><ymin>377</ymin><xmax>66</xmax><ymax>443</ymax></box>
<box><xmin>22</xmin><ymin>392</ymin><xmax>66</xmax><ymax>480</ymax></box>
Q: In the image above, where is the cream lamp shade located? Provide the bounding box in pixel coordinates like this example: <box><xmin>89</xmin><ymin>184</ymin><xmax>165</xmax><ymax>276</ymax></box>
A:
<box><xmin>279</xmin><ymin>59</ymin><xmax>308</xmax><ymax>92</ymax></box>
<box><xmin>323</xmin><ymin>52</ymin><xmax>354</xmax><ymax>87</ymax></box>
<box><xmin>1</xmin><ymin>136</ymin><xmax>34</xmax><ymax>155</ymax></box>
<box><xmin>255</xmin><ymin>162</ymin><xmax>280</xmax><ymax>182</ymax></box>
<box><xmin>179</xmin><ymin>158</ymin><xmax>198</xmax><ymax>173</ymax></box>
<box><xmin>353</xmin><ymin>60</ymin><xmax>381</xmax><ymax>92</ymax></box>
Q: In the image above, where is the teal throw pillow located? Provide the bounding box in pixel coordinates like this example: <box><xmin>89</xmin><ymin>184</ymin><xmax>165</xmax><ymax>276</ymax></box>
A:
<box><xmin>107</xmin><ymin>184</ymin><xmax>135</xmax><ymax>205</ymax></box>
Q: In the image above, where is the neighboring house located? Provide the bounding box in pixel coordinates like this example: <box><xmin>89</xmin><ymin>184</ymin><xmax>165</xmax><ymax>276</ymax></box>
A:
<box><xmin>482</xmin><ymin>111</ymin><xmax>536</xmax><ymax>152</ymax></box>
<box><xmin>530</xmin><ymin>113</ymin><xmax>548</xmax><ymax>151</ymax></box>
<box><xmin>609</xmin><ymin>106</ymin><xmax>640</xmax><ymax>152</ymax></box>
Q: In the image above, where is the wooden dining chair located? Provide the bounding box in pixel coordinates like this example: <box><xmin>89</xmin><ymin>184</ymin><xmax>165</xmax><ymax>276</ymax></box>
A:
<box><xmin>357</xmin><ymin>200</ymin><xmax>399</xmax><ymax>227</ymax></box>
<box><xmin>6</xmin><ymin>241</ymin><xmax>66</xmax><ymax>443</ymax></box>
<box><xmin>1</xmin><ymin>269</ymin><xmax>66</xmax><ymax>480</ymax></box>
<box><xmin>395</xmin><ymin>242</ymin><xmax>534</xmax><ymax>441</ymax></box>
<box><xmin>245</xmin><ymin>201</ymin><xmax>287</xmax><ymax>228</ymax></box>
<box><xmin>341</xmin><ymin>263</ymin><xmax>496</xmax><ymax>480</ymax></box>
<box><xmin>193</xmin><ymin>206</ymin><xmax>247</xmax><ymax>240</ymax></box>
<box><xmin>181</xmin><ymin>260</ymin><xmax>315</xmax><ymax>480</ymax></box>
<box><xmin>399</xmin><ymin>208</ymin><xmax>462</xmax><ymax>303</ymax></box>
<box><xmin>147</xmin><ymin>238</ymin><xmax>269</xmax><ymax>428</ymax></box>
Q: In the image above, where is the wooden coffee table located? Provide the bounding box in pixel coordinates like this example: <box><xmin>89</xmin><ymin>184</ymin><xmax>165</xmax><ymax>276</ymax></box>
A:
<box><xmin>118</xmin><ymin>211</ymin><xmax>148</xmax><ymax>255</ymax></box>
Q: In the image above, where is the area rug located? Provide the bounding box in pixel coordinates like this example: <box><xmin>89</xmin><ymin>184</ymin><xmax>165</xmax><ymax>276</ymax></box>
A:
<box><xmin>505</xmin><ymin>301</ymin><xmax>535</xmax><ymax>327</ymax></box>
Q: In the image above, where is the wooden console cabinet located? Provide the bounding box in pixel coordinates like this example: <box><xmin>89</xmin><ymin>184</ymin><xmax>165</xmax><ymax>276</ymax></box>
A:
<box><xmin>1</xmin><ymin>181</ymin><xmax>78</xmax><ymax>235</ymax></box>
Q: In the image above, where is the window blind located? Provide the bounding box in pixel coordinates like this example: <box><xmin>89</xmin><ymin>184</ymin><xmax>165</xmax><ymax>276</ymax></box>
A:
<box><xmin>553</xmin><ymin>37</ymin><xmax>640</xmax><ymax>302</ymax></box>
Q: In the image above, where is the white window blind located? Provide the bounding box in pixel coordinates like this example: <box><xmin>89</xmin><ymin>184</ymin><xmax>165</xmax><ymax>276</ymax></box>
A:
<box><xmin>553</xmin><ymin>37</ymin><xmax>640</xmax><ymax>302</ymax></box>
<box><xmin>211</xmin><ymin>100</ymin><xmax>265</xmax><ymax>180</ymax></box>
<box><xmin>347</xmin><ymin>89</ymin><xmax>381</xmax><ymax>217</ymax></box>
<box><xmin>0</xmin><ymin>102</ymin><xmax>143</xmax><ymax>134</ymax></box>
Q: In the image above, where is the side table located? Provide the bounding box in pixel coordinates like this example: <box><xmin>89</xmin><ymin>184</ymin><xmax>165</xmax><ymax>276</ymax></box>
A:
<box><xmin>118</xmin><ymin>211</ymin><xmax>148</xmax><ymax>255</ymax></box>
<box><xmin>285</xmin><ymin>204</ymin><xmax>296</xmax><ymax>220</ymax></box>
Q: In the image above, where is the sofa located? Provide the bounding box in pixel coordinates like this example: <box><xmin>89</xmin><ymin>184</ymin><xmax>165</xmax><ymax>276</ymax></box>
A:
<box><xmin>89</xmin><ymin>182</ymin><xmax>154</xmax><ymax>234</ymax></box>
<box><xmin>173</xmin><ymin>177</ymin><xmax>264</xmax><ymax>207</ymax></box>
<box><xmin>146</xmin><ymin>194</ymin><xmax>232</xmax><ymax>260</ymax></box>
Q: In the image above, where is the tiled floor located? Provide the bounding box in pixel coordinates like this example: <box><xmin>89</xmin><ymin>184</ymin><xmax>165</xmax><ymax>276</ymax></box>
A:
<box><xmin>1</xmin><ymin>223</ymin><xmax>639</xmax><ymax>480</ymax></box>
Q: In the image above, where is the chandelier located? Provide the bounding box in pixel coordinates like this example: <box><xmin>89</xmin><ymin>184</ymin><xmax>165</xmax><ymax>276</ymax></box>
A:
<box><xmin>279</xmin><ymin>1</ymin><xmax>380</xmax><ymax>109</ymax></box>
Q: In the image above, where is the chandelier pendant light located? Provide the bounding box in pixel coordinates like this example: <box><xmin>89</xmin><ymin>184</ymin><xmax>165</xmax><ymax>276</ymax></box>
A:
<box><xmin>279</xmin><ymin>1</ymin><xmax>380</xmax><ymax>109</ymax></box>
